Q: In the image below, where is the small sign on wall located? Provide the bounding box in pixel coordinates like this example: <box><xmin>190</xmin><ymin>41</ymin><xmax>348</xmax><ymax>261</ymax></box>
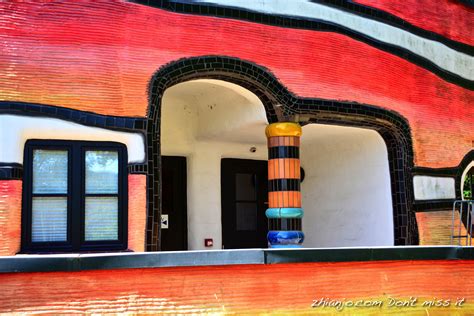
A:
<box><xmin>161</xmin><ymin>214</ymin><xmax>169</xmax><ymax>229</ymax></box>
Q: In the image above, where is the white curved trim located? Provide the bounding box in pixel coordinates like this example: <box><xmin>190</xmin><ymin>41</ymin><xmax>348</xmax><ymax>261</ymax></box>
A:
<box><xmin>193</xmin><ymin>0</ymin><xmax>473</xmax><ymax>80</ymax></box>
<box><xmin>0</xmin><ymin>114</ymin><xmax>145</xmax><ymax>164</ymax></box>
<box><xmin>461</xmin><ymin>161</ymin><xmax>474</xmax><ymax>200</ymax></box>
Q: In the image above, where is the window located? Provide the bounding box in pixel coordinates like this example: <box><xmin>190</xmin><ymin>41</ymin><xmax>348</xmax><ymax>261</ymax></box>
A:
<box><xmin>22</xmin><ymin>140</ymin><xmax>128</xmax><ymax>252</ymax></box>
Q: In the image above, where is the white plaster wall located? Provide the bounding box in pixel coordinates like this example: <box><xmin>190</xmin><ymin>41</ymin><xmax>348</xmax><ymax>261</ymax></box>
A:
<box><xmin>413</xmin><ymin>176</ymin><xmax>456</xmax><ymax>200</ymax></box>
<box><xmin>0</xmin><ymin>115</ymin><xmax>145</xmax><ymax>164</ymax></box>
<box><xmin>300</xmin><ymin>125</ymin><xmax>394</xmax><ymax>247</ymax></box>
<box><xmin>162</xmin><ymin>80</ymin><xmax>268</xmax><ymax>250</ymax></box>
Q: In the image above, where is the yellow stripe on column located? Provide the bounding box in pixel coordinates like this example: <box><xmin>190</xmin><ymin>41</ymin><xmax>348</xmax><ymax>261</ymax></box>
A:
<box><xmin>265</xmin><ymin>122</ymin><xmax>302</xmax><ymax>137</ymax></box>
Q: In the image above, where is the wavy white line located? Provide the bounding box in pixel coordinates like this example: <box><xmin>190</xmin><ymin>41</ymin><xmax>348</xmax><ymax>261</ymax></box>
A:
<box><xmin>192</xmin><ymin>0</ymin><xmax>473</xmax><ymax>81</ymax></box>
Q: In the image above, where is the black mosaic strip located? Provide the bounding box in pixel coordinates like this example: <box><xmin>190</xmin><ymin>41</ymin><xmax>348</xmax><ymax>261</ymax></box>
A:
<box><xmin>458</xmin><ymin>0</ymin><xmax>474</xmax><ymax>6</ymax></box>
<box><xmin>268</xmin><ymin>218</ymin><xmax>302</xmax><ymax>231</ymax></box>
<box><xmin>128</xmin><ymin>163</ymin><xmax>148</xmax><ymax>174</ymax></box>
<box><xmin>268</xmin><ymin>146</ymin><xmax>299</xmax><ymax>159</ymax></box>
<box><xmin>131</xmin><ymin>0</ymin><xmax>474</xmax><ymax>90</ymax></box>
<box><xmin>0</xmin><ymin>163</ymin><xmax>23</xmax><ymax>180</ymax></box>
<box><xmin>146</xmin><ymin>56</ymin><xmax>419</xmax><ymax>248</ymax></box>
<box><xmin>268</xmin><ymin>179</ymin><xmax>300</xmax><ymax>192</ymax></box>
<box><xmin>413</xmin><ymin>200</ymin><xmax>455</xmax><ymax>212</ymax></box>
<box><xmin>0</xmin><ymin>101</ymin><xmax>147</xmax><ymax>133</ymax></box>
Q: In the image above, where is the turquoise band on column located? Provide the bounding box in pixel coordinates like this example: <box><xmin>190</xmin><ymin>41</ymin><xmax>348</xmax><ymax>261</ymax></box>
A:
<box><xmin>265</xmin><ymin>208</ymin><xmax>304</xmax><ymax>219</ymax></box>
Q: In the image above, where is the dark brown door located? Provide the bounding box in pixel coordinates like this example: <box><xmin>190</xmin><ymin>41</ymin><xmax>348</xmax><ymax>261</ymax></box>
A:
<box><xmin>161</xmin><ymin>156</ymin><xmax>187</xmax><ymax>251</ymax></box>
<box><xmin>221</xmin><ymin>158</ymin><xmax>268</xmax><ymax>249</ymax></box>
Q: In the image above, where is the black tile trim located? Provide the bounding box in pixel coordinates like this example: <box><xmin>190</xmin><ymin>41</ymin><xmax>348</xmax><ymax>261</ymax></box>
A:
<box><xmin>1</xmin><ymin>247</ymin><xmax>473</xmax><ymax>273</ymax></box>
<box><xmin>268</xmin><ymin>179</ymin><xmax>300</xmax><ymax>192</ymax></box>
<box><xmin>130</xmin><ymin>0</ymin><xmax>474</xmax><ymax>90</ymax></box>
<box><xmin>147</xmin><ymin>56</ymin><xmax>419</xmax><ymax>249</ymax></box>
<box><xmin>413</xmin><ymin>200</ymin><xmax>456</xmax><ymax>212</ymax></box>
<box><xmin>269</xmin><ymin>218</ymin><xmax>302</xmax><ymax>231</ymax></box>
<box><xmin>128</xmin><ymin>163</ymin><xmax>148</xmax><ymax>174</ymax></box>
<box><xmin>413</xmin><ymin>150</ymin><xmax>474</xmax><ymax>202</ymax></box>
<box><xmin>458</xmin><ymin>0</ymin><xmax>474</xmax><ymax>7</ymax></box>
<box><xmin>0</xmin><ymin>101</ymin><xmax>148</xmax><ymax>134</ymax></box>
<box><xmin>0</xmin><ymin>163</ymin><xmax>23</xmax><ymax>180</ymax></box>
<box><xmin>0</xmin><ymin>162</ymin><xmax>147</xmax><ymax>179</ymax></box>
<box><xmin>268</xmin><ymin>146</ymin><xmax>299</xmax><ymax>159</ymax></box>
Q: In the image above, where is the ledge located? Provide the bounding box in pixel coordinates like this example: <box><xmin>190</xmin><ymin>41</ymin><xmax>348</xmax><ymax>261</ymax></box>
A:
<box><xmin>1</xmin><ymin>246</ymin><xmax>473</xmax><ymax>273</ymax></box>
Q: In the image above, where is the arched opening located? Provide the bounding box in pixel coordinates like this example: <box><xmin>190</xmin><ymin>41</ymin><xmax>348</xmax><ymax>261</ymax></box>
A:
<box><xmin>159</xmin><ymin>79</ymin><xmax>394</xmax><ymax>250</ymax></box>
<box><xmin>462</xmin><ymin>163</ymin><xmax>474</xmax><ymax>200</ymax></box>
<box><xmin>161</xmin><ymin>79</ymin><xmax>269</xmax><ymax>250</ymax></box>
<box><xmin>146</xmin><ymin>56</ymin><xmax>417</xmax><ymax>251</ymax></box>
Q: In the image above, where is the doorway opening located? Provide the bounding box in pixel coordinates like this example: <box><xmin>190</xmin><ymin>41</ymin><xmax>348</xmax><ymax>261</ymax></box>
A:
<box><xmin>161</xmin><ymin>79</ymin><xmax>269</xmax><ymax>250</ymax></box>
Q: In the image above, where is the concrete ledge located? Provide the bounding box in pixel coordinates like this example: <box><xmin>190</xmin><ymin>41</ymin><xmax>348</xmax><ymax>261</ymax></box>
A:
<box><xmin>1</xmin><ymin>246</ymin><xmax>473</xmax><ymax>273</ymax></box>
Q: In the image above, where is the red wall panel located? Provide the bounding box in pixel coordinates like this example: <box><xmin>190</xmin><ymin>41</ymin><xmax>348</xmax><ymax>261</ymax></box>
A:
<box><xmin>1</xmin><ymin>261</ymin><xmax>474</xmax><ymax>313</ymax></box>
<box><xmin>0</xmin><ymin>181</ymin><xmax>22</xmax><ymax>256</ymax></box>
<box><xmin>128</xmin><ymin>174</ymin><xmax>146</xmax><ymax>252</ymax></box>
<box><xmin>354</xmin><ymin>0</ymin><xmax>474</xmax><ymax>46</ymax></box>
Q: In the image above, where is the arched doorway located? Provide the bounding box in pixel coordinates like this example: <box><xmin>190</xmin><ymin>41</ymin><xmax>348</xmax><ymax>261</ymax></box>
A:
<box><xmin>146</xmin><ymin>56</ymin><xmax>417</xmax><ymax>251</ymax></box>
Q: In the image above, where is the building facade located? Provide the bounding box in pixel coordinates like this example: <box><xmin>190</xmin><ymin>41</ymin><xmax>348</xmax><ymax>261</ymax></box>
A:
<box><xmin>0</xmin><ymin>0</ymin><xmax>473</xmax><ymax>255</ymax></box>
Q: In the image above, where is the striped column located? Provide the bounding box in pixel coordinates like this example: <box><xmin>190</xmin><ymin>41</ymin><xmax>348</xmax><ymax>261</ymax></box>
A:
<box><xmin>265</xmin><ymin>122</ymin><xmax>304</xmax><ymax>248</ymax></box>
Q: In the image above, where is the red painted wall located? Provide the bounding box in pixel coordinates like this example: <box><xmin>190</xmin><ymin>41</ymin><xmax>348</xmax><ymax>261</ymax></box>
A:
<box><xmin>0</xmin><ymin>181</ymin><xmax>21</xmax><ymax>256</ymax></box>
<box><xmin>354</xmin><ymin>0</ymin><xmax>474</xmax><ymax>45</ymax></box>
<box><xmin>0</xmin><ymin>1</ymin><xmax>472</xmax><ymax>168</ymax></box>
<box><xmin>128</xmin><ymin>174</ymin><xmax>146</xmax><ymax>252</ymax></box>
<box><xmin>1</xmin><ymin>260</ymin><xmax>474</xmax><ymax>314</ymax></box>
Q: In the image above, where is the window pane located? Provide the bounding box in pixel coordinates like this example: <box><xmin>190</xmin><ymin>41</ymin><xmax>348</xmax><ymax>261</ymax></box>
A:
<box><xmin>235</xmin><ymin>173</ymin><xmax>256</xmax><ymax>201</ymax></box>
<box><xmin>236</xmin><ymin>202</ymin><xmax>257</xmax><ymax>231</ymax></box>
<box><xmin>33</xmin><ymin>150</ymin><xmax>68</xmax><ymax>194</ymax></box>
<box><xmin>32</xmin><ymin>197</ymin><xmax>67</xmax><ymax>242</ymax></box>
<box><xmin>85</xmin><ymin>197</ymin><xmax>118</xmax><ymax>241</ymax></box>
<box><xmin>85</xmin><ymin>151</ymin><xmax>118</xmax><ymax>194</ymax></box>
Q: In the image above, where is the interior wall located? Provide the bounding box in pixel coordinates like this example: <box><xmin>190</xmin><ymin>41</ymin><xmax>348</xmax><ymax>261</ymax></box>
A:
<box><xmin>162</xmin><ymin>80</ymin><xmax>268</xmax><ymax>250</ymax></box>
<box><xmin>301</xmin><ymin>125</ymin><xmax>394</xmax><ymax>247</ymax></box>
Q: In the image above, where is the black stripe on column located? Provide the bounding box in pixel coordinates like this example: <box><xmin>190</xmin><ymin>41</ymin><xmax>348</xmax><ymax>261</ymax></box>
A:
<box><xmin>268</xmin><ymin>179</ymin><xmax>301</xmax><ymax>192</ymax></box>
<box><xmin>0</xmin><ymin>163</ymin><xmax>23</xmax><ymax>180</ymax></box>
<box><xmin>268</xmin><ymin>146</ymin><xmax>300</xmax><ymax>159</ymax></box>
<box><xmin>268</xmin><ymin>218</ymin><xmax>302</xmax><ymax>231</ymax></box>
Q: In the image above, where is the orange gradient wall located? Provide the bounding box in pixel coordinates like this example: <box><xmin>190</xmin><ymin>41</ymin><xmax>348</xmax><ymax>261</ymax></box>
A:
<box><xmin>0</xmin><ymin>181</ymin><xmax>22</xmax><ymax>256</ymax></box>
<box><xmin>128</xmin><ymin>174</ymin><xmax>146</xmax><ymax>252</ymax></box>
<box><xmin>417</xmin><ymin>211</ymin><xmax>469</xmax><ymax>246</ymax></box>
<box><xmin>1</xmin><ymin>260</ymin><xmax>474</xmax><ymax>314</ymax></box>
<box><xmin>0</xmin><ymin>1</ymin><xmax>472</xmax><ymax>168</ymax></box>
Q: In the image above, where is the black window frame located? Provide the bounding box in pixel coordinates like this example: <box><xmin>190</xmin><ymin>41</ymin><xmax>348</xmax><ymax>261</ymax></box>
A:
<box><xmin>21</xmin><ymin>140</ymin><xmax>128</xmax><ymax>253</ymax></box>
